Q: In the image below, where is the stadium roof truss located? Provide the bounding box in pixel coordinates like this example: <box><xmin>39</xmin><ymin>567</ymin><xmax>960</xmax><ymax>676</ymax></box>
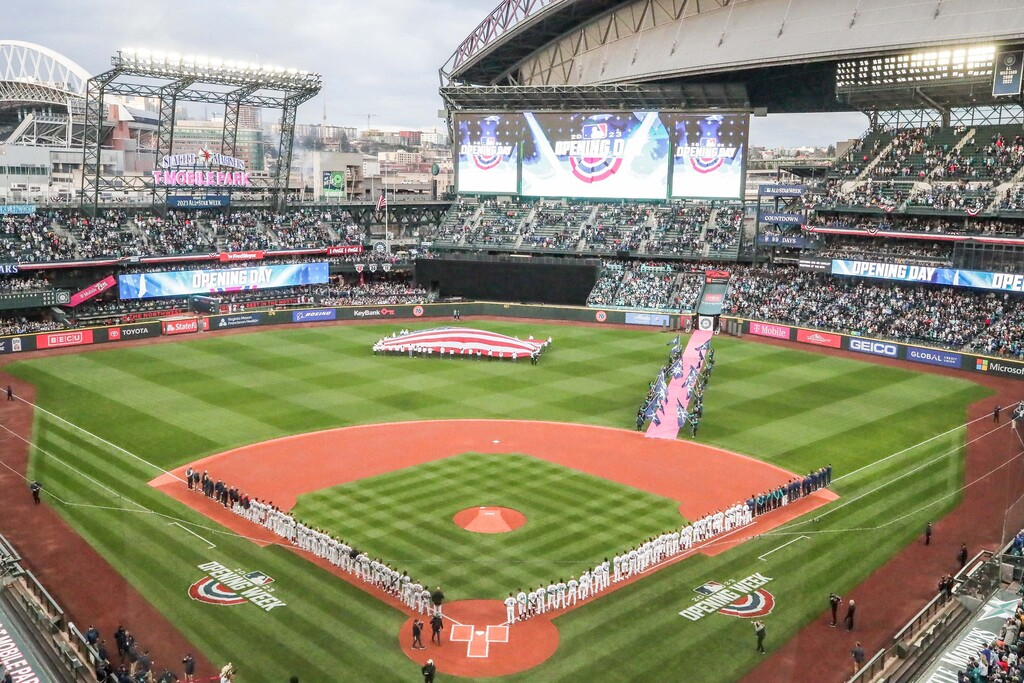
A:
<box><xmin>81</xmin><ymin>50</ymin><xmax>322</xmax><ymax>215</ymax></box>
<box><xmin>0</xmin><ymin>41</ymin><xmax>91</xmax><ymax>147</ymax></box>
<box><xmin>444</xmin><ymin>0</ymin><xmax>1024</xmax><ymax>121</ymax></box>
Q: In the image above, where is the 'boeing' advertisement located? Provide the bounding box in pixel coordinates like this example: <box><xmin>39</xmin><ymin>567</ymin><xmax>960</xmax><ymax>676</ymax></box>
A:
<box><xmin>521</xmin><ymin>112</ymin><xmax>670</xmax><ymax>200</ymax></box>
<box><xmin>118</xmin><ymin>263</ymin><xmax>329</xmax><ymax>300</ymax></box>
<box><xmin>454</xmin><ymin>113</ymin><xmax>520</xmax><ymax>195</ymax></box>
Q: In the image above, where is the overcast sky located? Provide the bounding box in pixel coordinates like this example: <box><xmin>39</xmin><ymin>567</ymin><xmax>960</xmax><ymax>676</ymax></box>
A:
<box><xmin>9</xmin><ymin>0</ymin><xmax>867</xmax><ymax>147</ymax></box>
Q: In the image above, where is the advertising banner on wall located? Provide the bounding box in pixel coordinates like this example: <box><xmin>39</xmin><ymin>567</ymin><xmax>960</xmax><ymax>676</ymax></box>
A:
<box><xmin>118</xmin><ymin>263</ymin><xmax>329</xmax><ymax>300</ymax></box>
<box><xmin>832</xmin><ymin>259</ymin><xmax>1024</xmax><ymax>293</ymax></box>
<box><xmin>521</xmin><ymin>111</ymin><xmax>670</xmax><ymax>199</ymax></box>
<box><xmin>749</xmin><ymin>321</ymin><xmax>792</xmax><ymax>340</ymax></box>
<box><xmin>166</xmin><ymin>195</ymin><xmax>231</xmax><ymax>209</ymax></box>
<box><xmin>68</xmin><ymin>276</ymin><xmax>117</xmax><ymax>307</ymax></box>
<box><xmin>624</xmin><ymin>312</ymin><xmax>670</xmax><ymax>327</ymax></box>
<box><xmin>455</xmin><ymin>113</ymin><xmax>521</xmax><ymax>195</ymax></box>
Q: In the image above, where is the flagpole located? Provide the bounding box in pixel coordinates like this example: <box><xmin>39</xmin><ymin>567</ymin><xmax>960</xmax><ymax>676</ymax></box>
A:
<box><xmin>384</xmin><ymin>163</ymin><xmax>390</xmax><ymax>256</ymax></box>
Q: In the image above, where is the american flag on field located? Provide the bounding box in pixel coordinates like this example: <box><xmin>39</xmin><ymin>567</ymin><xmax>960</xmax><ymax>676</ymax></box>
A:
<box><xmin>376</xmin><ymin>193</ymin><xmax>387</xmax><ymax>211</ymax></box>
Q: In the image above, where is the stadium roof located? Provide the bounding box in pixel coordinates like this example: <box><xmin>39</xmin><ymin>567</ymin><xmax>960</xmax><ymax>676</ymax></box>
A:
<box><xmin>445</xmin><ymin>0</ymin><xmax>1024</xmax><ymax>114</ymax></box>
<box><xmin>0</xmin><ymin>40</ymin><xmax>91</xmax><ymax>111</ymax></box>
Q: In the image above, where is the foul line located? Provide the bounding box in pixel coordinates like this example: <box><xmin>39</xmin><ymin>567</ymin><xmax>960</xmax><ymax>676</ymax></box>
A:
<box><xmin>167</xmin><ymin>522</ymin><xmax>216</xmax><ymax>548</ymax></box>
<box><xmin>758</xmin><ymin>535</ymin><xmax>808</xmax><ymax>561</ymax></box>
<box><xmin>834</xmin><ymin>411</ymin><xmax>993</xmax><ymax>484</ymax></box>
<box><xmin>784</xmin><ymin>420</ymin><xmax>1010</xmax><ymax>530</ymax></box>
<box><xmin>16</xmin><ymin>396</ymin><xmax>184</xmax><ymax>483</ymax></box>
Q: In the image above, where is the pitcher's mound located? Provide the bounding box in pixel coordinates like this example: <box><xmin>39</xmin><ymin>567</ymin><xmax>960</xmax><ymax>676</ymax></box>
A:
<box><xmin>453</xmin><ymin>506</ymin><xmax>527</xmax><ymax>534</ymax></box>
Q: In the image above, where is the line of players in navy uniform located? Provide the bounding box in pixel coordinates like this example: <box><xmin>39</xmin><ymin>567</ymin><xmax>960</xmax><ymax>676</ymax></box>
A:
<box><xmin>750</xmin><ymin>466</ymin><xmax>832</xmax><ymax>516</ymax></box>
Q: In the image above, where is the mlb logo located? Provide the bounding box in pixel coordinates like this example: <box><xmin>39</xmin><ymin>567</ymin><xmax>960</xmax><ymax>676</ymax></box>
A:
<box><xmin>977</xmin><ymin>359</ymin><xmax>989</xmax><ymax>372</ymax></box>
<box><xmin>245</xmin><ymin>571</ymin><xmax>275</xmax><ymax>586</ymax></box>
<box><xmin>582</xmin><ymin>122</ymin><xmax>608</xmax><ymax>140</ymax></box>
<box><xmin>694</xmin><ymin>581</ymin><xmax>724</xmax><ymax>596</ymax></box>
<box><xmin>480</xmin><ymin>135</ymin><xmax>497</xmax><ymax>146</ymax></box>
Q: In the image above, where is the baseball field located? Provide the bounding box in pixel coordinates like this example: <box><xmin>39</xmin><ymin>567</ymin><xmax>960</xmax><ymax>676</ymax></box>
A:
<box><xmin>6</xmin><ymin>320</ymin><xmax>989</xmax><ymax>681</ymax></box>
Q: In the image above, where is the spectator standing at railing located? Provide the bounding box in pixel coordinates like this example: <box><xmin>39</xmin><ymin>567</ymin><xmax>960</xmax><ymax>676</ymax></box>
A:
<box><xmin>958</xmin><ymin>542</ymin><xmax>969</xmax><ymax>569</ymax></box>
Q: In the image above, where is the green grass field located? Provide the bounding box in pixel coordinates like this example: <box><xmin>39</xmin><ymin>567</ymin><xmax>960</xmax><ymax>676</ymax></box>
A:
<box><xmin>292</xmin><ymin>451</ymin><xmax>686</xmax><ymax>600</ymax></box>
<box><xmin>8</xmin><ymin>321</ymin><xmax>990</xmax><ymax>681</ymax></box>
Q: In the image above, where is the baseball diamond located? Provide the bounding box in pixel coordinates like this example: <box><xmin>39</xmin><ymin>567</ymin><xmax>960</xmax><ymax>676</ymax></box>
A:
<box><xmin>1</xmin><ymin>320</ymin><xmax>996</xmax><ymax>681</ymax></box>
<box><xmin>2</xmin><ymin>4</ymin><xmax>1024</xmax><ymax>682</ymax></box>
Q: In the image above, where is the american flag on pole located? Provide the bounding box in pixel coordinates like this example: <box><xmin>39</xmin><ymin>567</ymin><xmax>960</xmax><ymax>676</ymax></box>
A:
<box><xmin>376</xmin><ymin>192</ymin><xmax>387</xmax><ymax>211</ymax></box>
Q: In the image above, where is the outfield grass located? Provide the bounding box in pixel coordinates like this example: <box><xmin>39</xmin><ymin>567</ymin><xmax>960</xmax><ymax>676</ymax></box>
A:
<box><xmin>292</xmin><ymin>452</ymin><xmax>686</xmax><ymax>600</ymax></box>
<box><xmin>7</xmin><ymin>321</ymin><xmax>990</xmax><ymax>681</ymax></box>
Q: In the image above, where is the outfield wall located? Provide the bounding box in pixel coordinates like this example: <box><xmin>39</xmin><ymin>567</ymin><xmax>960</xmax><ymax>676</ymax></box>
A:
<box><xmin>0</xmin><ymin>304</ymin><xmax>1021</xmax><ymax>382</ymax></box>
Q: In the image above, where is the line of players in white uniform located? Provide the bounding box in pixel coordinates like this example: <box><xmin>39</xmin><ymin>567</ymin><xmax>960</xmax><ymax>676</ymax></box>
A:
<box><xmin>227</xmin><ymin>489</ymin><xmax>758</xmax><ymax>627</ymax></box>
<box><xmin>502</xmin><ymin>501</ymin><xmax>753</xmax><ymax>625</ymax></box>
<box><xmin>233</xmin><ymin>498</ymin><xmax>442</xmax><ymax>616</ymax></box>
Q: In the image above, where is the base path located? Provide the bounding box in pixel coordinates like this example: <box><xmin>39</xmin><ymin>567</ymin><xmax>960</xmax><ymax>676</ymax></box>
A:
<box><xmin>151</xmin><ymin>419</ymin><xmax>836</xmax><ymax>677</ymax></box>
<box><xmin>152</xmin><ymin>419</ymin><xmax>834</xmax><ymax>527</ymax></box>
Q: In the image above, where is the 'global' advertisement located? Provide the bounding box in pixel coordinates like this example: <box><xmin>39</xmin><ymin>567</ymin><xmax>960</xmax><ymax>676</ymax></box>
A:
<box><xmin>906</xmin><ymin>347</ymin><xmax>962</xmax><ymax>369</ymax></box>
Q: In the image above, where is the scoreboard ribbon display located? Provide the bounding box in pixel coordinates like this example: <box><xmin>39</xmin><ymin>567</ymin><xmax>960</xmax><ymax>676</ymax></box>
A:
<box><xmin>118</xmin><ymin>263</ymin><xmax>329</xmax><ymax>300</ymax></box>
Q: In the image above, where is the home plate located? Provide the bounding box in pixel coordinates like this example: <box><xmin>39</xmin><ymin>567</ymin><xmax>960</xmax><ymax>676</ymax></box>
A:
<box><xmin>493</xmin><ymin>440</ymin><xmax>500</xmax><ymax>444</ymax></box>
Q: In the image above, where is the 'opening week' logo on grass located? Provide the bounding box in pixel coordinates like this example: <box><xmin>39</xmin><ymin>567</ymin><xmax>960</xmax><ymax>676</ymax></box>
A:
<box><xmin>679</xmin><ymin>573</ymin><xmax>775</xmax><ymax>621</ymax></box>
<box><xmin>188</xmin><ymin>561</ymin><xmax>287</xmax><ymax>611</ymax></box>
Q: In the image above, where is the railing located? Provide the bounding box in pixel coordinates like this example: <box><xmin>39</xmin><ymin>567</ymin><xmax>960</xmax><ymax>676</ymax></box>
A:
<box><xmin>0</xmin><ymin>530</ymin><xmax>113</xmax><ymax>682</ymax></box>
<box><xmin>845</xmin><ymin>548</ymin><xmax>1000</xmax><ymax>683</ymax></box>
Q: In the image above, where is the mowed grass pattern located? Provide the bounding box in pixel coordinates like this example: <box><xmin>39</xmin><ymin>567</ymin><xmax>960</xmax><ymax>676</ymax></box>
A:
<box><xmin>8</xmin><ymin>321</ymin><xmax>990</xmax><ymax>682</ymax></box>
<box><xmin>293</xmin><ymin>452</ymin><xmax>685</xmax><ymax>600</ymax></box>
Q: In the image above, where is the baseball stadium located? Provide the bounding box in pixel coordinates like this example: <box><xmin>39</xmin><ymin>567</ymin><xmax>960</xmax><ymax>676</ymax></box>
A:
<box><xmin>0</xmin><ymin>2</ymin><xmax>1022</xmax><ymax>683</ymax></box>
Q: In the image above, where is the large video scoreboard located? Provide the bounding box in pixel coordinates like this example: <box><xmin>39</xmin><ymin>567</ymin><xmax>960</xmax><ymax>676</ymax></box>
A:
<box><xmin>454</xmin><ymin>110</ymin><xmax>748</xmax><ymax>200</ymax></box>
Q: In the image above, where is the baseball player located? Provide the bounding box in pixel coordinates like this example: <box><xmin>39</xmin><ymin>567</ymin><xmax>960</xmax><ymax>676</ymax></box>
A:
<box><xmin>546</xmin><ymin>580</ymin><xmax>558</xmax><ymax>611</ymax></box>
<box><xmin>534</xmin><ymin>584</ymin><xmax>547</xmax><ymax>615</ymax></box>
<box><xmin>516</xmin><ymin>588</ymin><xmax>528</xmax><ymax>620</ymax></box>
<box><xmin>578</xmin><ymin>570</ymin><xmax>591</xmax><ymax>601</ymax></box>
<box><xmin>504</xmin><ymin>593</ymin><xmax>517</xmax><ymax>624</ymax></box>
<box><xmin>567</xmin><ymin>576</ymin><xmax>579</xmax><ymax>607</ymax></box>
<box><xmin>556</xmin><ymin>578</ymin><xmax>567</xmax><ymax>609</ymax></box>
<box><xmin>612</xmin><ymin>553</ymin><xmax>623</xmax><ymax>582</ymax></box>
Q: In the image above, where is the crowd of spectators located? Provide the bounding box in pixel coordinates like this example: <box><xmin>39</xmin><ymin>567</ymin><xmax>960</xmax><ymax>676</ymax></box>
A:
<box><xmin>724</xmin><ymin>265</ymin><xmax>1024</xmax><ymax>353</ymax></box>
<box><xmin>0</xmin><ymin>214</ymin><xmax>75</xmax><ymax>262</ymax></box>
<box><xmin>906</xmin><ymin>182</ymin><xmax>995</xmax><ymax>212</ymax></box>
<box><xmin>316</xmin><ymin>275</ymin><xmax>436</xmax><ymax>306</ymax></box>
<box><xmin>0</xmin><ymin>315</ymin><xmax>65</xmax><ymax>336</ymax></box>
<box><xmin>1000</xmin><ymin>186</ymin><xmax>1024</xmax><ymax>213</ymax></box>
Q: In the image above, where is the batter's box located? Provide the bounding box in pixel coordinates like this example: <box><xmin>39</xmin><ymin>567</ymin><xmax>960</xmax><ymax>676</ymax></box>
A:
<box><xmin>451</xmin><ymin>622</ymin><xmax>509</xmax><ymax>658</ymax></box>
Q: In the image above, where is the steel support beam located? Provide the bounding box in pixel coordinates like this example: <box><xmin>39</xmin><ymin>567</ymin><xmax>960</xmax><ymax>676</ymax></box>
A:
<box><xmin>221</xmin><ymin>85</ymin><xmax>260</xmax><ymax>158</ymax></box>
<box><xmin>80</xmin><ymin>67</ymin><xmax>120</xmax><ymax>217</ymax></box>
